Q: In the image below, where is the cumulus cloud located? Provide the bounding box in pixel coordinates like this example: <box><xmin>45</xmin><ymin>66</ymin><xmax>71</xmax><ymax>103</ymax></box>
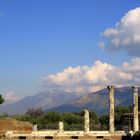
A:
<box><xmin>99</xmin><ymin>7</ymin><xmax>140</xmax><ymax>56</ymax></box>
<box><xmin>3</xmin><ymin>91</ymin><xmax>20</xmax><ymax>105</ymax></box>
<box><xmin>42</xmin><ymin>58</ymin><xmax>140</xmax><ymax>93</ymax></box>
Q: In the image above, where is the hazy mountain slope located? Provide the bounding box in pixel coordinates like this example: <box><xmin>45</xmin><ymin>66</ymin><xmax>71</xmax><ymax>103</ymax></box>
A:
<box><xmin>0</xmin><ymin>87</ymin><xmax>137</xmax><ymax>115</ymax></box>
<box><xmin>46</xmin><ymin>87</ymin><xmax>135</xmax><ymax>115</ymax></box>
<box><xmin>0</xmin><ymin>90</ymin><xmax>80</xmax><ymax>114</ymax></box>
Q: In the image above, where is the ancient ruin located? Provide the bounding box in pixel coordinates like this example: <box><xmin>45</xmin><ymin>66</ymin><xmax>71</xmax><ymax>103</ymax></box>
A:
<box><xmin>108</xmin><ymin>86</ymin><xmax>115</xmax><ymax>133</ymax></box>
<box><xmin>133</xmin><ymin>86</ymin><xmax>139</xmax><ymax>133</ymax></box>
<box><xmin>2</xmin><ymin>86</ymin><xmax>140</xmax><ymax>140</ymax></box>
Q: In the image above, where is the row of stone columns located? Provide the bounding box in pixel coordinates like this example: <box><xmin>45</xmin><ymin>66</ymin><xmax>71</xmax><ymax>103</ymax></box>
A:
<box><xmin>57</xmin><ymin>86</ymin><xmax>139</xmax><ymax>133</ymax></box>
<box><xmin>108</xmin><ymin>86</ymin><xmax>139</xmax><ymax>133</ymax></box>
<box><xmin>83</xmin><ymin>86</ymin><xmax>139</xmax><ymax>133</ymax></box>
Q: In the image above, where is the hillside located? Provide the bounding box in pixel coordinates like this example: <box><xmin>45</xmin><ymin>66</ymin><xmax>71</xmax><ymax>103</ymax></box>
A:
<box><xmin>46</xmin><ymin>87</ymin><xmax>135</xmax><ymax>115</ymax></box>
<box><xmin>0</xmin><ymin>90</ymin><xmax>80</xmax><ymax>114</ymax></box>
<box><xmin>0</xmin><ymin>87</ymin><xmax>137</xmax><ymax>115</ymax></box>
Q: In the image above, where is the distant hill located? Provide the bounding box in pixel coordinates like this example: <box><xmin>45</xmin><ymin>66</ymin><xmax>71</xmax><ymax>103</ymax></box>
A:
<box><xmin>0</xmin><ymin>87</ymin><xmax>138</xmax><ymax>115</ymax></box>
<box><xmin>45</xmin><ymin>87</ymin><xmax>136</xmax><ymax>115</ymax></box>
<box><xmin>0</xmin><ymin>90</ymin><xmax>81</xmax><ymax>114</ymax></box>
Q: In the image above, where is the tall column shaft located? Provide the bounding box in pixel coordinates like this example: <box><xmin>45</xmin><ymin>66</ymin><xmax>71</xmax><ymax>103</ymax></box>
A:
<box><xmin>133</xmin><ymin>86</ymin><xmax>139</xmax><ymax>133</ymax></box>
<box><xmin>108</xmin><ymin>86</ymin><xmax>115</xmax><ymax>133</ymax></box>
<box><xmin>84</xmin><ymin>109</ymin><xmax>90</xmax><ymax>133</ymax></box>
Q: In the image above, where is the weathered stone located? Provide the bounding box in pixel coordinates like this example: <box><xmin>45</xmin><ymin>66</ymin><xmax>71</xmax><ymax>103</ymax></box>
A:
<box><xmin>5</xmin><ymin>86</ymin><xmax>139</xmax><ymax>139</ymax></box>
<box><xmin>108</xmin><ymin>86</ymin><xmax>115</xmax><ymax>133</ymax></box>
<box><xmin>132</xmin><ymin>86</ymin><xmax>139</xmax><ymax>133</ymax></box>
<box><xmin>58</xmin><ymin>122</ymin><xmax>64</xmax><ymax>132</ymax></box>
<box><xmin>33</xmin><ymin>124</ymin><xmax>37</xmax><ymax>131</ymax></box>
<box><xmin>84</xmin><ymin>109</ymin><xmax>90</xmax><ymax>133</ymax></box>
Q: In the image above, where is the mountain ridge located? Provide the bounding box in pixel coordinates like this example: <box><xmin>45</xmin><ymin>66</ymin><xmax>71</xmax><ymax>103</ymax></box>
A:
<box><xmin>0</xmin><ymin>90</ymin><xmax>81</xmax><ymax>114</ymax></box>
<box><xmin>0</xmin><ymin>87</ymin><xmax>137</xmax><ymax>115</ymax></box>
<box><xmin>45</xmin><ymin>87</ymin><xmax>135</xmax><ymax>115</ymax></box>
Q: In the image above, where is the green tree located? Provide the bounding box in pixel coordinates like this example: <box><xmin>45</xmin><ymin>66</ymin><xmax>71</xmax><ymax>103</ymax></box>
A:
<box><xmin>90</xmin><ymin>111</ymin><xmax>99</xmax><ymax>124</ymax></box>
<box><xmin>89</xmin><ymin>111</ymin><xmax>99</xmax><ymax>130</ymax></box>
<box><xmin>115</xmin><ymin>105</ymin><xmax>132</xmax><ymax>126</ymax></box>
<box><xmin>62</xmin><ymin>113</ymin><xmax>83</xmax><ymax>125</ymax></box>
<box><xmin>0</xmin><ymin>95</ymin><xmax>4</xmax><ymax>104</ymax></box>
<box><xmin>43</xmin><ymin>112</ymin><xmax>60</xmax><ymax>124</ymax></box>
<box><xmin>99</xmin><ymin>114</ymin><xmax>109</xmax><ymax>130</ymax></box>
<box><xmin>61</xmin><ymin>112</ymin><xmax>83</xmax><ymax>131</ymax></box>
<box><xmin>26</xmin><ymin>108</ymin><xmax>43</xmax><ymax>117</ymax></box>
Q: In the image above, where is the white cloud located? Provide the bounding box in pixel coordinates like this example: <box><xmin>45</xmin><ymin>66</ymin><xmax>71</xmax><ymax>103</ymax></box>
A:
<box><xmin>99</xmin><ymin>7</ymin><xmax>140</xmax><ymax>56</ymax></box>
<box><xmin>3</xmin><ymin>91</ymin><xmax>20</xmax><ymax>105</ymax></box>
<box><xmin>122</xmin><ymin>58</ymin><xmax>140</xmax><ymax>83</ymax></box>
<box><xmin>42</xmin><ymin>58</ymin><xmax>140</xmax><ymax>93</ymax></box>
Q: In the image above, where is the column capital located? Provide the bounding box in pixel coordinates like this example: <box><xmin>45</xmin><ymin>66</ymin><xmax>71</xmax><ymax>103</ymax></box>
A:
<box><xmin>132</xmin><ymin>86</ymin><xmax>139</xmax><ymax>93</ymax></box>
<box><xmin>107</xmin><ymin>86</ymin><xmax>115</xmax><ymax>90</ymax></box>
<box><xmin>84</xmin><ymin>109</ymin><xmax>89</xmax><ymax>112</ymax></box>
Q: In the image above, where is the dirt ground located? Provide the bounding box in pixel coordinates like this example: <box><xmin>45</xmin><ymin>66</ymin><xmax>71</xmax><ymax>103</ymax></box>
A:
<box><xmin>0</xmin><ymin>117</ymin><xmax>33</xmax><ymax>136</ymax></box>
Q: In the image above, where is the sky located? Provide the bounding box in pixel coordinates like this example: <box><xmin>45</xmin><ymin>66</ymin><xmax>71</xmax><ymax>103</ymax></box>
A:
<box><xmin>0</xmin><ymin>0</ymin><xmax>140</xmax><ymax>102</ymax></box>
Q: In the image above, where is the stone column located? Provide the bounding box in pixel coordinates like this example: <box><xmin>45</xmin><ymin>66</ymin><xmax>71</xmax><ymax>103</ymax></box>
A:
<box><xmin>133</xmin><ymin>86</ymin><xmax>139</xmax><ymax>133</ymax></box>
<box><xmin>108</xmin><ymin>86</ymin><xmax>115</xmax><ymax>133</ymax></box>
<box><xmin>33</xmin><ymin>124</ymin><xmax>37</xmax><ymax>131</ymax></box>
<box><xmin>84</xmin><ymin>109</ymin><xmax>90</xmax><ymax>133</ymax></box>
<box><xmin>58</xmin><ymin>121</ymin><xmax>64</xmax><ymax>132</ymax></box>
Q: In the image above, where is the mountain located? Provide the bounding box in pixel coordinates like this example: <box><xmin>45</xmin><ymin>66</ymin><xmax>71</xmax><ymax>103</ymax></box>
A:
<box><xmin>45</xmin><ymin>87</ymin><xmax>136</xmax><ymax>115</ymax></box>
<box><xmin>0</xmin><ymin>87</ymin><xmax>138</xmax><ymax>115</ymax></box>
<box><xmin>0</xmin><ymin>90</ymin><xmax>81</xmax><ymax>114</ymax></box>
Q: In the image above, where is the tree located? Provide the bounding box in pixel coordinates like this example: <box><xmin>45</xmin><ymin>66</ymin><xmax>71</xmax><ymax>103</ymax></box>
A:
<box><xmin>90</xmin><ymin>111</ymin><xmax>99</xmax><ymax>124</ymax></box>
<box><xmin>62</xmin><ymin>113</ymin><xmax>83</xmax><ymax>125</ymax></box>
<box><xmin>26</xmin><ymin>108</ymin><xmax>43</xmax><ymax>117</ymax></box>
<box><xmin>115</xmin><ymin>105</ymin><xmax>132</xmax><ymax>125</ymax></box>
<box><xmin>42</xmin><ymin>112</ymin><xmax>60</xmax><ymax>125</ymax></box>
<box><xmin>99</xmin><ymin>114</ymin><xmax>109</xmax><ymax>130</ymax></box>
<box><xmin>0</xmin><ymin>95</ymin><xmax>4</xmax><ymax>104</ymax></box>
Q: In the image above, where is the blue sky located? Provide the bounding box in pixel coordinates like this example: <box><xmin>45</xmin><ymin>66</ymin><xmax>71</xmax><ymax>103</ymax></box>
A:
<box><xmin>0</xmin><ymin>0</ymin><xmax>140</xmax><ymax>98</ymax></box>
